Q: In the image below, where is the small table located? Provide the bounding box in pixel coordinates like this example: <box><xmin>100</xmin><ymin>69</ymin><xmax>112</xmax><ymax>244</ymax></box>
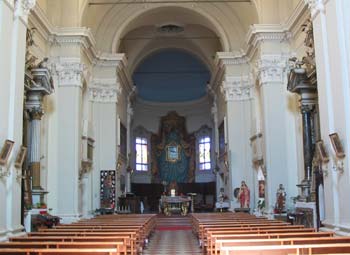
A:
<box><xmin>215</xmin><ymin>201</ymin><xmax>230</xmax><ymax>212</ymax></box>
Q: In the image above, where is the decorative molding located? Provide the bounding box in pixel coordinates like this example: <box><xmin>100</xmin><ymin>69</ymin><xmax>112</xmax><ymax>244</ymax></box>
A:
<box><xmin>14</xmin><ymin>0</ymin><xmax>36</xmax><ymax>22</ymax></box>
<box><xmin>246</xmin><ymin>25</ymin><xmax>292</xmax><ymax>58</ymax></box>
<box><xmin>221</xmin><ymin>75</ymin><xmax>254</xmax><ymax>102</ymax></box>
<box><xmin>89</xmin><ymin>78</ymin><xmax>121</xmax><ymax>103</ymax></box>
<box><xmin>28</xmin><ymin>6</ymin><xmax>136</xmax><ymax>94</ymax></box>
<box><xmin>52</xmin><ymin>58</ymin><xmax>85</xmax><ymax>88</ymax></box>
<box><xmin>304</xmin><ymin>0</ymin><xmax>328</xmax><ymax>19</ymax></box>
<box><xmin>256</xmin><ymin>55</ymin><xmax>288</xmax><ymax>86</ymax></box>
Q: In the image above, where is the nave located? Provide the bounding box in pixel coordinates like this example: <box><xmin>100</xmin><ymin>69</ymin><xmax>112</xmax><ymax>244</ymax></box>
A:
<box><xmin>2</xmin><ymin>212</ymin><xmax>350</xmax><ymax>254</ymax></box>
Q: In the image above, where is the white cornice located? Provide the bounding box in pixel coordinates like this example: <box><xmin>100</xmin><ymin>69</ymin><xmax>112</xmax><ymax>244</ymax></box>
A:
<box><xmin>245</xmin><ymin>24</ymin><xmax>292</xmax><ymax>60</ymax></box>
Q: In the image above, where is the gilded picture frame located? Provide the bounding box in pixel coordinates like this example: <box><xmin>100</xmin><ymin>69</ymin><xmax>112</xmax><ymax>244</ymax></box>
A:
<box><xmin>329</xmin><ymin>133</ymin><xmax>345</xmax><ymax>159</ymax></box>
<box><xmin>14</xmin><ymin>146</ymin><xmax>27</xmax><ymax>169</ymax></box>
<box><xmin>316</xmin><ymin>140</ymin><xmax>329</xmax><ymax>163</ymax></box>
<box><xmin>0</xmin><ymin>139</ymin><xmax>14</xmax><ymax>166</ymax></box>
<box><xmin>166</xmin><ymin>143</ymin><xmax>180</xmax><ymax>163</ymax></box>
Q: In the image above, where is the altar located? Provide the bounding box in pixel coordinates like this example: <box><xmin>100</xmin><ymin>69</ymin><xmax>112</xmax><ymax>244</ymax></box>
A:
<box><xmin>160</xmin><ymin>196</ymin><xmax>191</xmax><ymax>216</ymax></box>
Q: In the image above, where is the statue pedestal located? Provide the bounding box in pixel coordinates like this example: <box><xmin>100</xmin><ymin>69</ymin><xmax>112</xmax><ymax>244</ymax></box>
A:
<box><xmin>234</xmin><ymin>208</ymin><xmax>250</xmax><ymax>213</ymax></box>
<box><xmin>295</xmin><ymin>201</ymin><xmax>317</xmax><ymax>228</ymax></box>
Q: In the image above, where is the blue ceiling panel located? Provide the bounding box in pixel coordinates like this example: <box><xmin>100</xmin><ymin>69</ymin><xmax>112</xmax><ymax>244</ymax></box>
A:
<box><xmin>132</xmin><ymin>49</ymin><xmax>210</xmax><ymax>102</ymax></box>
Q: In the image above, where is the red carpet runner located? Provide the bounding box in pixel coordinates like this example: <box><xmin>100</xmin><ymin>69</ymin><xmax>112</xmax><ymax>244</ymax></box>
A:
<box><xmin>143</xmin><ymin>215</ymin><xmax>202</xmax><ymax>254</ymax></box>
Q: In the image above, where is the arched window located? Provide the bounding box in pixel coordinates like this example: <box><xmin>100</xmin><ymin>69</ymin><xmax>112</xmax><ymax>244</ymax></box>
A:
<box><xmin>199</xmin><ymin>136</ymin><xmax>211</xmax><ymax>170</ymax></box>
<box><xmin>135</xmin><ymin>137</ymin><xmax>148</xmax><ymax>171</ymax></box>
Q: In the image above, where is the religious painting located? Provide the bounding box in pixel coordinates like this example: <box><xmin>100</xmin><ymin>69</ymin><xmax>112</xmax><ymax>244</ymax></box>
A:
<box><xmin>166</xmin><ymin>143</ymin><xmax>180</xmax><ymax>163</ymax></box>
<box><xmin>250</xmin><ymin>133</ymin><xmax>263</xmax><ymax>164</ymax></box>
<box><xmin>120</xmin><ymin>122</ymin><xmax>127</xmax><ymax>158</ymax></box>
<box><xmin>316</xmin><ymin>140</ymin><xmax>329</xmax><ymax>163</ymax></box>
<box><xmin>329</xmin><ymin>133</ymin><xmax>345</xmax><ymax>159</ymax></box>
<box><xmin>0</xmin><ymin>139</ymin><xmax>14</xmax><ymax>166</ymax></box>
<box><xmin>218</xmin><ymin>121</ymin><xmax>225</xmax><ymax>158</ymax></box>
<box><xmin>100</xmin><ymin>170</ymin><xmax>116</xmax><ymax>209</ymax></box>
<box><xmin>14</xmin><ymin>146</ymin><xmax>27</xmax><ymax>169</ymax></box>
<box><xmin>151</xmin><ymin>111</ymin><xmax>195</xmax><ymax>183</ymax></box>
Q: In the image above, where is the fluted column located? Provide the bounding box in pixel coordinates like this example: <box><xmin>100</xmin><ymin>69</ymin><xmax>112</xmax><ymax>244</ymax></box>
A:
<box><xmin>27</xmin><ymin>107</ymin><xmax>43</xmax><ymax>190</ymax></box>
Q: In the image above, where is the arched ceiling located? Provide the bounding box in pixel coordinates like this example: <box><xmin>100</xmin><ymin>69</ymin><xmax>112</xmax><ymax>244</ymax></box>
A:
<box><xmin>81</xmin><ymin>2</ymin><xmax>259</xmax><ymax>54</ymax></box>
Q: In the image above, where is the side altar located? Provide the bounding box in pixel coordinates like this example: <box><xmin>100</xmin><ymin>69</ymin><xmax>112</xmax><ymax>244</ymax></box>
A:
<box><xmin>160</xmin><ymin>195</ymin><xmax>191</xmax><ymax>216</ymax></box>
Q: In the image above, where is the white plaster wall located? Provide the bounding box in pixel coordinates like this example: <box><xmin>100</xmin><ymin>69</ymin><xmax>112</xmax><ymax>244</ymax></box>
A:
<box><xmin>311</xmin><ymin>0</ymin><xmax>350</xmax><ymax>231</ymax></box>
<box><xmin>133</xmin><ymin>98</ymin><xmax>211</xmax><ymax>134</ymax></box>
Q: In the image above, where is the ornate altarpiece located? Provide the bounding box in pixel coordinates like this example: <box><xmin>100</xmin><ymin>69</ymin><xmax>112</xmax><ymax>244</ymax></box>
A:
<box><xmin>151</xmin><ymin>112</ymin><xmax>196</xmax><ymax>183</ymax></box>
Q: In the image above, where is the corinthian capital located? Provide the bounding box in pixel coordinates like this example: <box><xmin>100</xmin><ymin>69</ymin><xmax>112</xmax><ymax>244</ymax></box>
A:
<box><xmin>14</xmin><ymin>0</ymin><xmax>36</xmax><ymax>21</ymax></box>
<box><xmin>89</xmin><ymin>78</ymin><xmax>121</xmax><ymax>103</ymax></box>
<box><xmin>256</xmin><ymin>55</ymin><xmax>288</xmax><ymax>86</ymax></box>
<box><xmin>221</xmin><ymin>75</ymin><xmax>254</xmax><ymax>102</ymax></box>
<box><xmin>53</xmin><ymin>58</ymin><xmax>85</xmax><ymax>88</ymax></box>
<box><xmin>304</xmin><ymin>0</ymin><xmax>326</xmax><ymax>19</ymax></box>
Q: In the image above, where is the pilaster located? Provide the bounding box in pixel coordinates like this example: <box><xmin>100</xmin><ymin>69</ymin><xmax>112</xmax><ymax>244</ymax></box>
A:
<box><xmin>221</xmin><ymin>74</ymin><xmax>254</xmax><ymax>210</ymax></box>
<box><xmin>256</xmin><ymin>54</ymin><xmax>299</xmax><ymax>212</ymax></box>
<box><xmin>51</xmin><ymin>57</ymin><xmax>85</xmax><ymax>223</ymax></box>
<box><xmin>89</xmin><ymin>77</ymin><xmax>121</xmax><ymax>210</ymax></box>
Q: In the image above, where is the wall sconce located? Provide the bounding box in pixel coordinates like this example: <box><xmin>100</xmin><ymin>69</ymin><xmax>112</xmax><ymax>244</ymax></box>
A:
<box><xmin>329</xmin><ymin>133</ymin><xmax>346</xmax><ymax>174</ymax></box>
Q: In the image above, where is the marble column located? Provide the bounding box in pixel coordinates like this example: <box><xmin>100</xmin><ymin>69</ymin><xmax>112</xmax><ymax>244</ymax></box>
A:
<box><xmin>287</xmin><ymin>66</ymin><xmax>318</xmax><ymax>201</ymax></box>
<box><xmin>221</xmin><ymin>74</ymin><xmax>254</xmax><ymax>210</ymax></box>
<box><xmin>27</xmin><ymin>106</ymin><xmax>43</xmax><ymax>190</ymax></box>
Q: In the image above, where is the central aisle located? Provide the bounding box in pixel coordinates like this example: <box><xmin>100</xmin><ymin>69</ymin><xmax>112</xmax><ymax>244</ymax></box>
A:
<box><xmin>143</xmin><ymin>215</ymin><xmax>202</xmax><ymax>254</ymax></box>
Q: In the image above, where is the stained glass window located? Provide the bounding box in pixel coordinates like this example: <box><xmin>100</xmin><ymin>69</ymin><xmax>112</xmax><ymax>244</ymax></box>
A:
<box><xmin>199</xmin><ymin>136</ymin><xmax>211</xmax><ymax>170</ymax></box>
<box><xmin>135</xmin><ymin>137</ymin><xmax>148</xmax><ymax>171</ymax></box>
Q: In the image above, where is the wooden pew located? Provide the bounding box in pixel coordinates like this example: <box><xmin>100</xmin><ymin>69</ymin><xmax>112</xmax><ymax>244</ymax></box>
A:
<box><xmin>214</xmin><ymin>236</ymin><xmax>350</xmax><ymax>255</ymax></box>
<box><xmin>0</xmin><ymin>248</ymin><xmax>119</xmax><ymax>255</ymax></box>
<box><xmin>10</xmin><ymin>236</ymin><xmax>131</xmax><ymax>255</ymax></box>
<box><xmin>208</xmin><ymin>232</ymin><xmax>335</xmax><ymax>255</ymax></box>
<box><xmin>220</xmin><ymin>243</ymin><xmax>350</xmax><ymax>255</ymax></box>
<box><xmin>0</xmin><ymin>242</ymin><xmax>125</xmax><ymax>254</ymax></box>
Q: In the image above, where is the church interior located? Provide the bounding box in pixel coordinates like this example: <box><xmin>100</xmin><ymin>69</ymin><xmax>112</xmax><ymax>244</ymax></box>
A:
<box><xmin>1</xmin><ymin>0</ymin><xmax>350</xmax><ymax>254</ymax></box>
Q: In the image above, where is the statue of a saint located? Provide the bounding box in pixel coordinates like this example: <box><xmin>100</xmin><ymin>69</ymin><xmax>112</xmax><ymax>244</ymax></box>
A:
<box><xmin>275</xmin><ymin>184</ymin><xmax>287</xmax><ymax>213</ymax></box>
<box><xmin>238</xmin><ymin>181</ymin><xmax>250</xmax><ymax>208</ymax></box>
